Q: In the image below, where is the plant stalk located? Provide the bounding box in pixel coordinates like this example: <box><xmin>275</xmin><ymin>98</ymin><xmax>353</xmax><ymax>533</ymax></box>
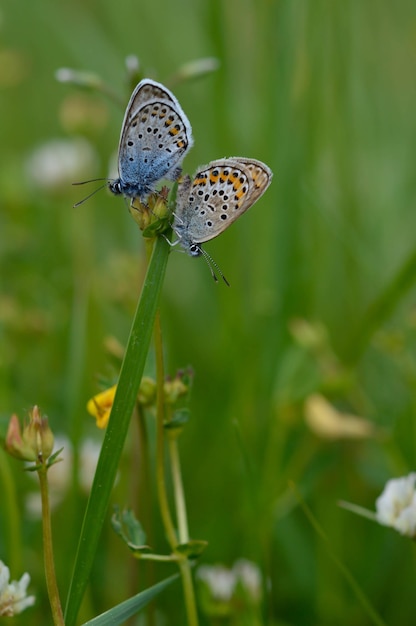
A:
<box><xmin>38</xmin><ymin>464</ymin><xmax>65</xmax><ymax>626</ymax></box>
<box><xmin>154</xmin><ymin>310</ymin><xmax>178</xmax><ymax>549</ymax></box>
<box><xmin>153</xmin><ymin>310</ymin><xmax>199</xmax><ymax>626</ymax></box>
<box><xmin>168</xmin><ymin>435</ymin><xmax>189</xmax><ymax>544</ymax></box>
<box><xmin>179</xmin><ymin>559</ymin><xmax>199</xmax><ymax>626</ymax></box>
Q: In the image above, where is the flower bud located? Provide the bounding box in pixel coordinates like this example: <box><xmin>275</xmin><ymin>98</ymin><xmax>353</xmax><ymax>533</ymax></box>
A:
<box><xmin>125</xmin><ymin>55</ymin><xmax>141</xmax><ymax>86</ymax></box>
<box><xmin>55</xmin><ymin>67</ymin><xmax>102</xmax><ymax>90</ymax></box>
<box><xmin>133</xmin><ymin>187</ymin><xmax>171</xmax><ymax>237</ymax></box>
<box><xmin>164</xmin><ymin>371</ymin><xmax>190</xmax><ymax>404</ymax></box>
<box><xmin>24</xmin><ymin>406</ymin><xmax>54</xmax><ymax>460</ymax></box>
<box><xmin>169</xmin><ymin>57</ymin><xmax>220</xmax><ymax>84</ymax></box>
<box><xmin>129</xmin><ymin>198</ymin><xmax>151</xmax><ymax>230</ymax></box>
<box><xmin>151</xmin><ymin>187</ymin><xmax>170</xmax><ymax>221</ymax></box>
<box><xmin>137</xmin><ymin>377</ymin><xmax>156</xmax><ymax>406</ymax></box>
<box><xmin>5</xmin><ymin>407</ymin><xmax>54</xmax><ymax>463</ymax></box>
<box><xmin>5</xmin><ymin>415</ymin><xmax>37</xmax><ymax>462</ymax></box>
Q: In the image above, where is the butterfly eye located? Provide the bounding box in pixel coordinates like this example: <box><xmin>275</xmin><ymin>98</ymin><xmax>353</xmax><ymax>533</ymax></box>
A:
<box><xmin>189</xmin><ymin>244</ymin><xmax>202</xmax><ymax>257</ymax></box>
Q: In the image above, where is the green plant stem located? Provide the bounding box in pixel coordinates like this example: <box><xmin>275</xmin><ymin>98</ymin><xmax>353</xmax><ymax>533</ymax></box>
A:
<box><xmin>154</xmin><ymin>310</ymin><xmax>178</xmax><ymax>549</ymax></box>
<box><xmin>168</xmin><ymin>435</ymin><xmax>189</xmax><ymax>544</ymax></box>
<box><xmin>178</xmin><ymin>560</ymin><xmax>199</xmax><ymax>626</ymax></box>
<box><xmin>168</xmin><ymin>438</ymin><xmax>199</xmax><ymax>623</ymax></box>
<box><xmin>65</xmin><ymin>235</ymin><xmax>170</xmax><ymax>626</ymax></box>
<box><xmin>137</xmin><ymin>554</ymin><xmax>179</xmax><ymax>563</ymax></box>
<box><xmin>128</xmin><ymin>405</ymin><xmax>152</xmax><ymax>626</ymax></box>
<box><xmin>0</xmin><ymin>450</ymin><xmax>21</xmax><ymax>575</ymax></box>
<box><xmin>38</xmin><ymin>465</ymin><xmax>65</xmax><ymax>626</ymax></box>
<box><xmin>153</xmin><ymin>308</ymin><xmax>199</xmax><ymax>626</ymax></box>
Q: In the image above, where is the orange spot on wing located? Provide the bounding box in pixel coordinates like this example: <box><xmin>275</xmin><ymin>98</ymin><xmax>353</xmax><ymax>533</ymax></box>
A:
<box><xmin>225</xmin><ymin>173</ymin><xmax>236</xmax><ymax>185</ymax></box>
<box><xmin>232</xmin><ymin>179</ymin><xmax>243</xmax><ymax>192</ymax></box>
<box><xmin>193</xmin><ymin>175</ymin><xmax>207</xmax><ymax>187</ymax></box>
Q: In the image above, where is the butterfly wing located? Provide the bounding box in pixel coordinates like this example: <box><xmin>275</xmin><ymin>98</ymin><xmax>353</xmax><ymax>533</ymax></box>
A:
<box><xmin>227</xmin><ymin>157</ymin><xmax>273</xmax><ymax>207</ymax></box>
<box><xmin>117</xmin><ymin>79</ymin><xmax>193</xmax><ymax>194</ymax></box>
<box><xmin>176</xmin><ymin>158</ymin><xmax>272</xmax><ymax>246</ymax></box>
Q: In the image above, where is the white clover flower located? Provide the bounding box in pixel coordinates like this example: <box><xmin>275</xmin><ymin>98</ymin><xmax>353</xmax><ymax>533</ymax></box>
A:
<box><xmin>197</xmin><ymin>559</ymin><xmax>263</xmax><ymax>604</ymax></box>
<box><xmin>375</xmin><ymin>473</ymin><xmax>416</xmax><ymax>537</ymax></box>
<box><xmin>233</xmin><ymin>559</ymin><xmax>262</xmax><ymax>602</ymax></box>
<box><xmin>25</xmin><ymin>137</ymin><xmax>97</xmax><ymax>190</ymax></box>
<box><xmin>0</xmin><ymin>561</ymin><xmax>35</xmax><ymax>616</ymax></box>
<box><xmin>197</xmin><ymin>565</ymin><xmax>236</xmax><ymax>601</ymax></box>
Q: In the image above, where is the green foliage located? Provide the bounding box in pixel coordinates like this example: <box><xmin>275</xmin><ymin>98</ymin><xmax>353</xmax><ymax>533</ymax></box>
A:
<box><xmin>111</xmin><ymin>507</ymin><xmax>151</xmax><ymax>553</ymax></box>
<box><xmin>1</xmin><ymin>0</ymin><xmax>416</xmax><ymax>624</ymax></box>
<box><xmin>81</xmin><ymin>575</ymin><xmax>179</xmax><ymax>626</ymax></box>
<box><xmin>65</xmin><ymin>237</ymin><xmax>169</xmax><ymax>625</ymax></box>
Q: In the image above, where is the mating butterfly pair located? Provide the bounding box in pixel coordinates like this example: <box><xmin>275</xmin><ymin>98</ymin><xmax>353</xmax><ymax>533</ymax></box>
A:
<box><xmin>77</xmin><ymin>78</ymin><xmax>272</xmax><ymax>261</ymax></box>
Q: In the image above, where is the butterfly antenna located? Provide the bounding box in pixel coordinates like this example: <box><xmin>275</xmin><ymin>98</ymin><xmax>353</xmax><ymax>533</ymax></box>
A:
<box><xmin>199</xmin><ymin>247</ymin><xmax>230</xmax><ymax>287</ymax></box>
<box><xmin>72</xmin><ymin>179</ymin><xmax>110</xmax><ymax>207</ymax></box>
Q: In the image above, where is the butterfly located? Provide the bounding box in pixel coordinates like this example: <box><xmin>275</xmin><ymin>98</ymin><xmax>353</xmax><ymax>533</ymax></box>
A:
<box><xmin>172</xmin><ymin>157</ymin><xmax>272</xmax><ymax>257</ymax></box>
<box><xmin>74</xmin><ymin>78</ymin><xmax>193</xmax><ymax>205</ymax></box>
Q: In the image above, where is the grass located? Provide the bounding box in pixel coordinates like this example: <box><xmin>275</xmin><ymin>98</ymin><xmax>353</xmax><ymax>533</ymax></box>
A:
<box><xmin>1</xmin><ymin>0</ymin><xmax>416</xmax><ymax>624</ymax></box>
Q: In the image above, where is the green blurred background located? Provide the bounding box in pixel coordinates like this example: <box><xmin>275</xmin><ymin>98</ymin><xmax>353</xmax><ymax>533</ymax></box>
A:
<box><xmin>1</xmin><ymin>0</ymin><xmax>416</xmax><ymax>624</ymax></box>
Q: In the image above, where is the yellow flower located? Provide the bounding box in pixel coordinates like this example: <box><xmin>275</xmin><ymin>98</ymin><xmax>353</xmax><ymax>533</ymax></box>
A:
<box><xmin>87</xmin><ymin>372</ymin><xmax>190</xmax><ymax>429</ymax></box>
<box><xmin>87</xmin><ymin>385</ymin><xmax>117</xmax><ymax>429</ymax></box>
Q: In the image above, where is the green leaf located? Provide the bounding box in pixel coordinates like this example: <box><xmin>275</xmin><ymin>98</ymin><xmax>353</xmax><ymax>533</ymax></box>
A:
<box><xmin>142</xmin><ymin>218</ymin><xmax>171</xmax><ymax>238</ymax></box>
<box><xmin>176</xmin><ymin>539</ymin><xmax>208</xmax><ymax>559</ymax></box>
<box><xmin>81</xmin><ymin>574</ymin><xmax>179</xmax><ymax>625</ymax></box>
<box><xmin>47</xmin><ymin>447</ymin><xmax>64</xmax><ymax>467</ymax></box>
<box><xmin>164</xmin><ymin>408</ymin><xmax>190</xmax><ymax>430</ymax></box>
<box><xmin>111</xmin><ymin>506</ymin><xmax>150</xmax><ymax>551</ymax></box>
<box><xmin>64</xmin><ymin>236</ymin><xmax>170</xmax><ymax>626</ymax></box>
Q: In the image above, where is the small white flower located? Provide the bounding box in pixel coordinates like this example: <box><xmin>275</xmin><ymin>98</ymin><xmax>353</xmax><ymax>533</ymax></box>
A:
<box><xmin>25</xmin><ymin>137</ymin><xmax>97</xmax><ymax>190</ymax></box>
<box><xmin>197</xmin><ymin>559</ymin><xmax>263</xmax><ymax>604</ymax></box>
<box><xmin>233</xmin><ymin>559</ymin><xmax>262</xmax><ymax>602</ymax></box>
<box><xmin>0</xmin><ymin>561</ymin><xmax>35</xmax><ymax>616</ymax></box>
<box><xmin>375</xmin><ymin>473</ymin><xmax>416</xmax><ymax>537</ymax></box>
<box><xmin>197</xmin><ymin>565</ymin><xmax>236</xmax><ymax>601</ymax></box>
